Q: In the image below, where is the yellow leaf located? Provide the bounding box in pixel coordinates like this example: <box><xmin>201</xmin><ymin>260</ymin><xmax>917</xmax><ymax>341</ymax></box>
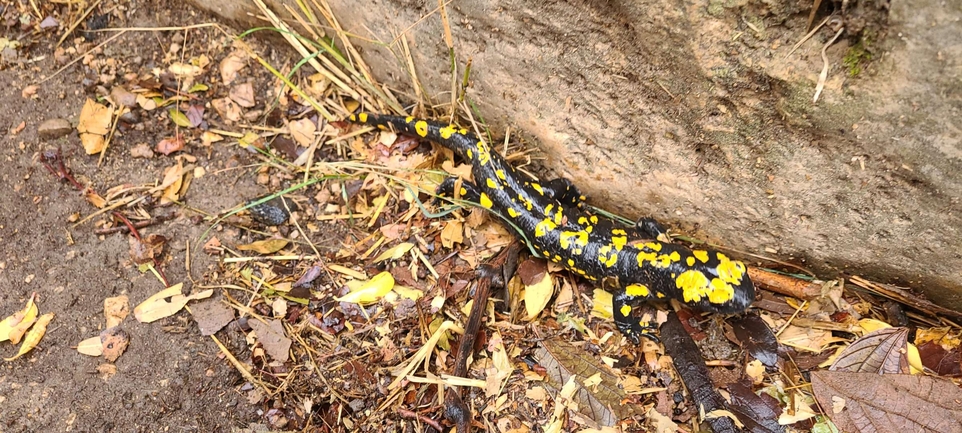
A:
<box><xmin>77</xmin><ymin>99</ymin><xmax>112</xmax><ymax>135</ymax></box>
<box><xmin>336</xmin><ymin>272</ymin><xmax>395</xmax><ymax>305</ymax></box>
<box><xmin>134</xmin><ymin>283</ymin><xmax>214</xmax><ymax>323</ymax></box>
<box><xmin>236</xmin><ymin>238</ymin><xmax>290</xmax><ymax>254</ymax></box>
<box><xmin>0</xmin><ymin>294</ymin><xmax>39</xmax><ymax>344</ymax></box>
<box><xmin>392</xmin><ymin>285</ymin><xmax>424</xmax><ymax>301</ymax></box>
<box><xmin>80</xmin><ymin>132</ymin><xmax>106</xmax><ymax>155</ymax></box>
<box><xmin>440</xmin><ymin>221</ymin><xmax>464</xmax><ymax>249</ymax></box>
<box><xmin>188</xmin><ymin>83</ymin><xmax>209</xmax><ymax>93</ymax></box>
<box><xmin>5</xmin><ymin>313</ymin><xmax>54</xmax><ymax>361</ymax></box>
<box><xmin>328</xmin><ymin>264</ymin><xmax>367</xmax><ymax>280</ymax></box>
<box><xmin>523</xmin><ymin>272</ymin><xmax>554</xmax><ymax>319</ymax></box>
<box><xmin>77</xmin><ymin>335</ymin><xmax>104</xmax><ymax>356</ymax></box>
<box><xmin>591</xmin><ymin>289</ymin><xmax>613</xmax><ymax>319</ymax></box>
<box><xmin>373</xmin><ymin>242</ymin><xmax>414</xmax><ymax>263</ymax></box>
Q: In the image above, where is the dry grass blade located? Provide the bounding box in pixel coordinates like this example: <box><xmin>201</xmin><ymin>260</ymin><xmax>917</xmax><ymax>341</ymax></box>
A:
<box><xmin>813</xmin><ymin>26</ymin><xmax>845</xmax><ymax>103</ymax></box>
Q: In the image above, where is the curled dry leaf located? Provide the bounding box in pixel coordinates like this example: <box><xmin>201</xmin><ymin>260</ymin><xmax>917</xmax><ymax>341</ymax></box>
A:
<box><xmin>104</xmin><ymin>295</ymin><xmax>129</xmax><ymax>328</ymax></box>
<box><xmin>248</xmin><ymin>318</ymin><xmax>291</xmax><ymax>363</ymax></box>
<box><xmin>288</xmin><ymin>118</ymin><xmax>316</xmax><ymax>147</ymax></box>
<box><xmin>155</xmin><ymin>135</ymin><xmax>185</xmax><ymax>155</ymax></box>
<box><xmin>0</xmin><ymin>293</ymin><xmax>39</xmax><ymax>344</ymax></box>
<box><xmin>129</xmin><ymin>233</ymin><xmax>167</xmax><ymax>265</ymax></box>
<box><xmin>219</xmin><ymin>53</ymin><xmax>246</xmax><ymax>85</ymax></box>
<box><xmin>229</xmin><ymin>82</ymin><xmax>256</xmax><ymax>108</ymax></box>
<box><xmin>5</xmin><ymin>312</ymin><xmax>54</xmax><ymax>361</ymax></box>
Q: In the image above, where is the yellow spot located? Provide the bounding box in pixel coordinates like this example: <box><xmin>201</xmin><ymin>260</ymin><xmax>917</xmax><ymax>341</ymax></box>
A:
<box><xmin>476</xmin><ymin>141</ymin><xmax>491</xmax><ymax>165</ymax></box>
<box><xmin>716</xmin><ymin>253</ymin><xmax>746</xmax><ymax>284</ymax></box>
<box><xmin>655</xmin><ymin>292</ymin><xmax>666</xmax><ymax>298</ymax></box>
<box><xmin>466</xmin><ymin>149</ymin><xmax>474</xmax><ymax>159</ymax></box>
<box><xmin>545</xmin><ymin>203</ymin><xmax>554</xmax><ymax>214</ymax></box>
<box><xmin>651</xmin><ymin>254</ymin><xmax>673</xmax><ymax>268</ymax></box>
<box><xmin>553</xmin><ymin>208</ymin><xmax>564</xmax><ymax>225</ymax></box>
<box><xmin>676</xmin><ymin>270</ymin><xmax>710</xmax><ymax>303</ymax></box>
<box><xmin>559</xmin><ymin>231</ymin><xmax>589</xmax><ymax>253</ymax></box>
<box><xmin>405</xmin><ymin>116</ymin><xmax>414</xmax><ymax>123</ymax></box>
<box><xmin>669</xmin><ymin>251</ymin><xmax>681</xmax><ymax>262</ymax></box>
<box><xmin>553</xmin><ymin>255</ymin><xmax>562</xmax><ymax>263</ymax></box>
<box><xmin>708</xmin><ymin>278</ymin><xmax>735</xmax><ymax>303</ymax></box>
<box><xmin>597</xmin><ymin>245</ymin><xmax>618</xmax><ymax>268</ymax></box>
<box><xmin>611</xmin><ymin>235</ymin><xmax>627</xmax><ymax>251</ymax></box>
<box><xmin>459</xmin><ymin>128</ymin><xmax>469</xmax><ymax>135</ymax></box>
<box><xmin>585</xmin><ymin>225</ymin><xmax>593</xmax><ymax>234</ymax></box>
<box><xmin>620</xmin><ymin>305</ymin><xmax>632</xmax><ymax>317</ymax></box>
<box><xmin>612</xmin><ymin>229</ymin><xmax>627</xmax><ymax>236</ymax></box>
<box><xmin>439</xmin><ymin>125</ymin><xmax>457</xmax><ymax>139</ymax></box>
<box><xmin>576</xmin><ymin>269</ymin><xmax>587</xmax><ymax>275</ymax></box>
<box><xmin>578</xmin><ymin>216</ymin><xmax>588</xmax><ymax>225</ymax></box>
<box><xmin>359</xmin><ymin>113</ymin><xmax>368</xmax><ymax>122</ymax></box>
<box><xmin>349</xmin><ymin>114</ymin><xmax>357</xmax><ymax>121</ymax></box>
<box><xmin>459</xmin><ymin>187</ymin><xmax>468</xmax><ymax>196</ymax></box>
<box><xmin>507</xmin><ymin>208</ymin><xmax>519</xmax><ymax>218</ymax></box>
<box><xmin>625</xmin><ymin>284</ymin><xmax>650</xmax><ymax>297</ymax></box>
<box><xmin>496</xmin><ymin>170</ymin><xmax>506</xmax><ymax>180</ymax></box>
<box><xmin>531</xmin><ymin>183</ymin><xmax>544</xmax><ymax>195</ymax></box>
<box><xmin>535</xmin><ymin>219</ymin><xmax>557</xmax><ymax>237</ymax></box>
<box><xmin>567</xmin><ymin>259</ymin><xmax>575</xmax><ymax>267</ymax></box>
<box><xmin>643</xmin><ymin>242</ymin><xmax>663</xmax><ymax>252</ymax></box>
<box><xmin>590</xmin><ymin>215</ymin><xmax>599</xmax><ymax>224</ymax></box>
<box><xmin>693</xmin><ymin>250</ymin><xmax>710</xmax><ymax>263</ymax></box>
<box><xmin>686</xmin><ymin>256</ymin><xmax>696</xmax><ymax>267</ymax></box>
<box><xmin>479</xmin><ymin>193</ymin><xmax>493</xmax><ymax>209</ymax></box>
<box><xmin>519</xmin><ymin>196</ymin><xmax>533</xmax><ymax>211</ymax></box>
<box><xmin>636</xmin><ymin>251</ymin><xmax>657</xmax><ymax>267</ymax></box>
<box><xmin>414</xmin><ymin>120</ymin><xmax>429</xmax><ymax>137</ymax></box>
<box><xmin>486</xmin><ymin>178</ymin><xmax>500</xmax><ymax>189</ymax></box>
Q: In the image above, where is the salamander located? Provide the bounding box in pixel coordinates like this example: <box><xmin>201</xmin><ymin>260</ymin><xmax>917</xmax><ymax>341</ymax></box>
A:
<box><xmin>349</xmin><ymin>113</ymin><xmax>755</xmax><ymax>343</ymax></box>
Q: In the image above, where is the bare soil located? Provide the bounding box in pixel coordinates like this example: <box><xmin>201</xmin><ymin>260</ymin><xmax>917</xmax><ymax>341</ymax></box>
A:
<box><xmin>0</xmin><ymin>2</ymin><xmax>262</xmax><ymax>431</ymax></box>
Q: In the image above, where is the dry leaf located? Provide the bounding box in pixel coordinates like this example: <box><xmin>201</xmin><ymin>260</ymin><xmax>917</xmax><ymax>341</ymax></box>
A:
<box><xmin>5</xmin><ymin>312</ymin><xmax>54</xmax><ymax>361</ymax></box>
<box><xmin>236</xmin><ymin>238</ymin><xmax>290</xmax><ymax>254</ymax></box>
<box><xmin>373</xmin><ymin>242</ymin><xmax>414</xmax><ymax>263</ymax></box>
<box><xmin>811</xmin><ymin>370</ymin><xmax>962</xmax><ymax>432</ymax></box>
<box><xmin>77</xmin><ymin>99</ymin><xmax>112</xmax><ymax>135</ymax></box>
<box><xmin>336</xmin><ymin>272</ymin><xmax>395</xmax><ymax>305</ymax></box>
<box><xmin>248</xmin><ymin>319</ymin><xmax>291</xmax><ymax>362</ymax></box>
<box><xmin>77</xmin><ymin>335</ymin><xmax>104</xmax><ymax>356</ymax></box>
<box><xmin>229</xmin><ymin>82</ymin><xmax>256</xmax><ymax>108</ymax></box>
<box><xmin>190</xmin><ymin>297</ymin><xmax>235</xmax><ymax>336</ymax></box>
<box><xmin>0</xmin><ymin>293</ymin><xmax>39</xmax><ymax>344</ymax></box>
<box><xmin>155</xmin><ymin>135</ymin><xmax>185</xmax><ymax>155</ymax></box>
<box><xmin>440</xmin><ymin>221</ymin><xmax>464</xmax><ymax>249</ymax></box>
<box><xmin>289</xmin><ymin>118</ymin><xmax>316</xmax><ymax>147</ymax></box>
<box><xmin>219</xmin><ymin>53</ymin><xmax>246</xmax><ymax>85</ymax></box>
<box><xmin>80</xmin><ymin>132</ymin><xmax>106</xmax><ymax>155</ymax></box>
<box><xmin>133</xmin><ymin>283</ymin><xmax>214</xmax><ymax>323</ymax></box>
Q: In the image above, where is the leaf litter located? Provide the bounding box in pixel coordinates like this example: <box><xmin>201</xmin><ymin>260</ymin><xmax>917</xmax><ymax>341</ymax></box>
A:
<box><xmin>14</xmin><ymin>0</ymin><xmax>962</xmax><ymax>431</ymax></box>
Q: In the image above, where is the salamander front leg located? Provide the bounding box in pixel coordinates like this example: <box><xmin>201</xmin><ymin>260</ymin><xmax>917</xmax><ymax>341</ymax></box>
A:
<box><xmin>436</xmin><ymin>177</ymin><xmax>482</xmax><ymax>203</ymax></box>
<box><xmin>604</xmin><ymin>277</ymin><xmax>660</xmax><ymax>344</ymax></box>
<box><xmin>634</xmin><ymin>217</ymin><xmax>669</xmax><ymax>241</ymax></box>
<box><xmin>542</xmin><ymin>178</ymin><xmax>587</xmax><ymax>208</ymax></box>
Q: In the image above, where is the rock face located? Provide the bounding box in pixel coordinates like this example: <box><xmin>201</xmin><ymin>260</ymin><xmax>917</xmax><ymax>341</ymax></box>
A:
<box><xmin>187</xmin><ymin>0</ymin><xmax>962</xmax><ymax>310</ymax></box>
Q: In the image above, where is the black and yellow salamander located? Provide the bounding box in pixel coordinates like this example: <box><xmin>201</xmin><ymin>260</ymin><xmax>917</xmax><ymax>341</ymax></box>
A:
<box><xmin>349</xmin><ymin>113</ymin><xmax>755</xmax><ymax>343</ymax></box>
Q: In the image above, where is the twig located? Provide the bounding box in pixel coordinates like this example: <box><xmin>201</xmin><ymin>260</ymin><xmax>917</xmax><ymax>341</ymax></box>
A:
<box><xmin>94</xmin><ymin>213</ymin><xmax>177</xmax><ymax>235</ymax></box>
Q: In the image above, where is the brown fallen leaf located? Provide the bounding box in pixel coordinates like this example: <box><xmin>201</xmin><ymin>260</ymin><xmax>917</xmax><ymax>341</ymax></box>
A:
<box><xmin>248</xmin><ymin>318</ymin><xmax>291</xmax><ymax>362</ymax></box>
<box><xmin>190</xmin><ymin>297</ymin><xmax>235</xmax><ymax>336</ymax></box>
<box><xmin>288</xmin><ymin>118</ymin><xmax>316</xmax><ymax>147</ymax></box>
<box><xmin>129</xmin><ymin>233</ymin><xmax>167</xmax><ymax>265</ymax></box>
<box><xmin>219</xmin><ymin>53</ymin><xmax>247</xmax><ymax>85</ymax></box>
<box><xmin>229</xmin><ymin>82</ymin><xmax>256</xmax><ymax>108</ymax></box>
<box><xmin>829</xmin><ymin>327</ymin><xmax>910</xmax><ymax>374</ymax></box>
<box><xmin>5</xmin><ymin>312</ymin><xmax>54</xmax><ymax>361</ymax></box>
<box><xmin>155</xmin><ymin>135</ymin><xmax>185</xmax><ymax>155</ymax></box>
<box><xmin>811</xmin><ymin>370</ymin><xmax>962</xmax><ymax>432</ymax></box>
<box><xmin>77</xmin><ymin>99</ymin><xmax>112</xmax><ymax>135</ymax></box>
